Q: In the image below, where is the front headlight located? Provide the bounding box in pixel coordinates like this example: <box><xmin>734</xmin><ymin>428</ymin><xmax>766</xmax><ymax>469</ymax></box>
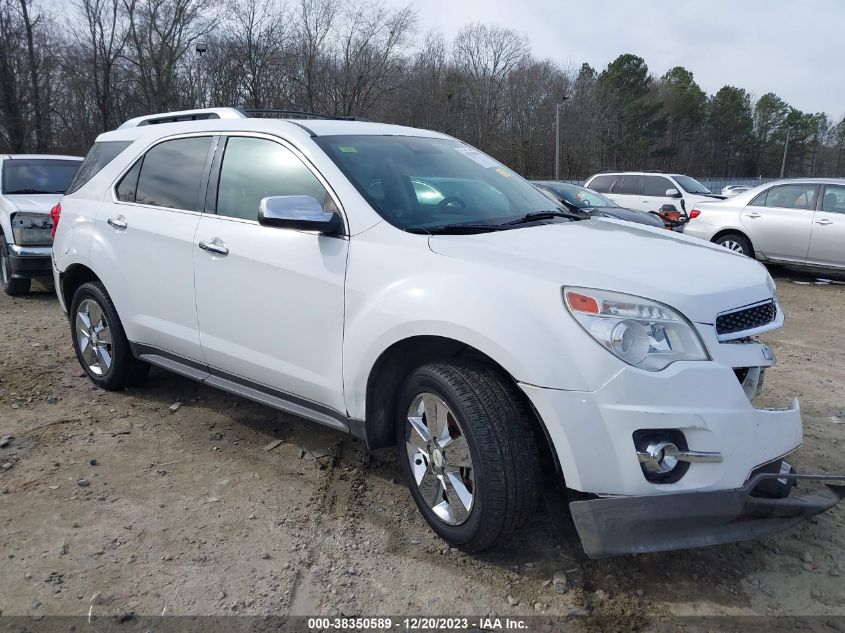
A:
<box><xmin>563</xmin><ymin>287</ymin><xmax>710</xmax><ymax>371</ymax></box>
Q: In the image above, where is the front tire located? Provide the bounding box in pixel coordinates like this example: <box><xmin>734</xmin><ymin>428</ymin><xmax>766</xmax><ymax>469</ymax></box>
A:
<box><xmin>1</xmin><ymin>240</ymin><xmax>31</xmax><ymax>296</ymax></box>
<box><xmin>397</xmin><ymin>360</ymin><xmax>540</xmax><ymax>552</ymax></box>
<box><xmin>69</xmin><ymin>281</ymin><xmax>148</xmax><ymax>390</ymax></box>
<box><xmin>714</xmin><ymin>232</ymin><xmax>753</xmax><ymax>257</ymax></box>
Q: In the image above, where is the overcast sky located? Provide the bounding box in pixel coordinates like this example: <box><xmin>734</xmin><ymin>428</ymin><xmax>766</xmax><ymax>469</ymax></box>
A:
<box><xmin>387</xmin><ymin>0</ymin><xmax>844</xmax><ymax>119</ymax></box>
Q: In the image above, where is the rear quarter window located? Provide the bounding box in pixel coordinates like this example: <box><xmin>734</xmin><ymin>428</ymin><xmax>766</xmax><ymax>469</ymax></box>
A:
<box><xmin>66</xmin><ymin>141</ymin><xmax>132</xmax><ymax>195</ymax></box>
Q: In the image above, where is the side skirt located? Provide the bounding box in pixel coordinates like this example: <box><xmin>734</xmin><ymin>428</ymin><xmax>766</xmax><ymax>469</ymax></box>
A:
<box><xmin>131</xmin><ymin>343</ymin><xmax>362</xmax><ymax>438</ymax></box>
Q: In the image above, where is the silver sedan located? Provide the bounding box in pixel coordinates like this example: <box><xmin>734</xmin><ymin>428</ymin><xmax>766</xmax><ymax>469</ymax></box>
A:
<box><xmin>684</xmin><ymin>178</ymin><xmax>845</xmax><ymax>271</ymax></box>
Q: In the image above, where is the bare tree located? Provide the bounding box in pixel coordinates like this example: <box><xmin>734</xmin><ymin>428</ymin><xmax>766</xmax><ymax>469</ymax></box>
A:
<box><xmin>18</xmin><ymin>0</ymin><xmax>43</xmax><ymax>150</ymax></box>
<box><xmin>0</xmin><ymin>0</ymin><xmax>27</xmax><ymax>151</ymax></box>
<box><xmin>123</xmin><ymin>0</ymin><xmax>219</xmax><ymax>111</ymax></box>
<box><xmin>329</xmin><ymin>0</ymin><xmax>416</xmax><ymax>116</ymax></box>
<box><xmin>72</xmin><ymin>0</ymin><xmax>132</xmax><ymax>132</ymax></box>
<box><xmin>225</xmin><ymin>0</ymin><xmax>287</xmax><ymax>109</ymax></box>
<box><xmin>452</xmin><ymin>23</ymin><xmax>528</xmax><ymax>147</ymax></box>
<box><xmin>291</xmin><ymin>0</ymin><xmax>336</xmax><ymax>112</ymax></box>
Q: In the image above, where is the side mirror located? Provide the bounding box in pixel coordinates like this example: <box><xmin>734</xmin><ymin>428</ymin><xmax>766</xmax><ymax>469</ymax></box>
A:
<box><xmin>665</xmin><ymin>188</ymin><xmax>681</xmax><ymax>198</ymax></box>
<box><xmin>258</xmin><ymin>195</ymin><xmax>341</xmax><ymax>234</ymax></box>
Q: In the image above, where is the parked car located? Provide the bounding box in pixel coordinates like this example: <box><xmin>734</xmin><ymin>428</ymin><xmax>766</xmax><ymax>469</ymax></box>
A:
<box><xmin>721</xmin><ymin>184</ymin><xmax>752</xmax><ymax>197</ymax></box>
<box><xmin>584</xmin><ymin>171</ymin><xmax>726</xmax><ymax>218</ymax></box>
<box><xmin>52</xmin><ymin>108</ymin><xmax>843</xmax><ymax>558</ymax></box>
<box><xmin>685</xmin><ymin>178</ymin><xmax>845</xmax><ymax>270</ymax></box>
<box><xmin>0</xmin><ymin>154</ymin><xmax>82</xmax><ymax>295</ymax></box>
<box><xmin>532</xmin><ymin>181</ymin><xmax>665</xmax><ymax>228</ymax></box>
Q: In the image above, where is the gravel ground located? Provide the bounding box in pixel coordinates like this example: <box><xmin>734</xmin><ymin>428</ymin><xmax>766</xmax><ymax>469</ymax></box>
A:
<box><xmin>0</xmin><ymin>268</ymin><xmax>843</xmax><ymax>628</ymax></box>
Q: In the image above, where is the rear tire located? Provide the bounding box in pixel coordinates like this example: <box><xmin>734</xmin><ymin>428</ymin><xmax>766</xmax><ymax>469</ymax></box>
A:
<box><xmin>714</xmin><ymin>232</ymin><xmax>753</xmax><ymax>257</ymax></box>
<box><xmin>396</xmin><ymin>360</ymin><xmax>540</xmax><ymax>552</ymax></box>
<box><xmin>1</xmin><ymin>240</ymin><xmax>31</xmax><ymax>296</ymax></box>
<box><xmin>69</xmin><ymin>281</ymin><xmax>149</xmax><ymax>390</ymax></box>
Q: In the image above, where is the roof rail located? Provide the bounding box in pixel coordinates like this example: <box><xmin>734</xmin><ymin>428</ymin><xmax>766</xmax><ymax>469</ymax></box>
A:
<box><xmin>117</xmin><ymin>107</ymin><xmax>247</xmax><ymax>129</ymax></box>
<box><xmin>239</xmin><ymin>108</ymin><xmax>369</xmax><ymax>122</ymax></box>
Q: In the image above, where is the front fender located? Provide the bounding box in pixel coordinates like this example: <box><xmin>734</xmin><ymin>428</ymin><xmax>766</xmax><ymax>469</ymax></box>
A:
<box><xmin>341</xmin><ymin>226</ymin><xmax>624</xmax><ymax>420</ymax></box>
<box><xmin>0</xmin><ymin>203</ymin><xmax>15</xmax><ymax>242</ymax></box>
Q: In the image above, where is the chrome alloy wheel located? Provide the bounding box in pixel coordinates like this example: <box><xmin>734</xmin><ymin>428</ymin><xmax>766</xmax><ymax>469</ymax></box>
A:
<box><xmin>75</xmin><ymin>299</ymin><xmax>113</xmax><ymax>376</ymax></box>
<box><xmin>720</xmin><ymin>239</ymin><xmax>745</xmax><ymax>253</ymax></box>
<box><xmin>405</xmin><ymin>393</ymin><xmax>475</xmax><ymax>525</ymax></box>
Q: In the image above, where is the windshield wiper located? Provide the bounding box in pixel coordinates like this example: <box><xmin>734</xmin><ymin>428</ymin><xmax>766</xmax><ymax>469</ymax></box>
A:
<box><xmin>406</xmin><ymin>223</ymin><xmax>506</xmax><ymax>235</ymax></box>
<box><xmin>502</xmin><ymin>210</ymin><xmax>584</xmax><ymax>226</ymax></box>
<box><xmin>5</xmin><ymin>189</ymin><xmax>57</xmax><ymax>194</ymax></box>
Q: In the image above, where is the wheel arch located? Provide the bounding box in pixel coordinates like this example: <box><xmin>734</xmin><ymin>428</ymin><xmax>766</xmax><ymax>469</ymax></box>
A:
<box><xmin>60</xmin><ymin>263</ymin><xmax>101</xmax><ymax>312</ymax></box>
<box><xmin>363</xmin><ymin>334</ymin><xmax>561</xmax><ymax>476</ymax></box>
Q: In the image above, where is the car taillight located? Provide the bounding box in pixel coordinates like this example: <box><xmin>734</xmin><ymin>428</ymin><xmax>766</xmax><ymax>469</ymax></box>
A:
<box><xmin>50</xmin><ymin>203</ymin><xmax>62</xmax><ymax>239</ymax></box>
<box><xmin>689</xmin><ymin>209</ymin><xmax>701</xmax><ymax>219</ymax></box>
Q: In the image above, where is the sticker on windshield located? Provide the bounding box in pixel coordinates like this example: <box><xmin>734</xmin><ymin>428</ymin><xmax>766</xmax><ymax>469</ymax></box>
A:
<box><xmin>495</xmin><ymin>167</ymin><xmax>511</xmax><ymax>178</ymax></box>
<box><xmin>454</xmin><ymin>147</ymin><xmax>500</xmax><ymax>169</ymax></box>
<box><xmin>338</xmin><ymin>146</ymin><xmax>358</xmax><ymax>153</ymax></box>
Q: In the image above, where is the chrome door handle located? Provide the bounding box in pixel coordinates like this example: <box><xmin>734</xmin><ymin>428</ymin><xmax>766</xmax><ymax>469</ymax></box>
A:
<box><xmin>816</xmin><ymin>218</ymin><xmax>833</xmax><ymax>225</ymax></box>
<box><xmin>198</xmin><ymin>240</ymin><xmax>229</xmax><ymax>256</ymax></box>
<box><xmin>107</xmin><ymin>216</ymin><xmax>128</xmax><ymax>230</ymax></box>
<box><xmin>746</xmin><ymin>212</ymin><xmax>761</xmax><ymax>219</ymax></box>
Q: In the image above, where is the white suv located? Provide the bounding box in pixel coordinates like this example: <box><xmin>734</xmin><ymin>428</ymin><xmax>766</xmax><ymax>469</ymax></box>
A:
<box><xmin>584</xmin><ymin>171</ymin><xmax>725</xmax><ymax>218</ymax></box>
<box><xmin>52</xmin><ymin>108</ymin><xmax>843</xmax><ymax>557</ymax></box>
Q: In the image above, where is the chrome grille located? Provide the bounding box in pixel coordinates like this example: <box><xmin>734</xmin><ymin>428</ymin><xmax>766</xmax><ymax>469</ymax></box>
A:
<box><xmin>716</xmin><ymin>300</ymin><xmax>777</xmax><ymax>336</ymax></box>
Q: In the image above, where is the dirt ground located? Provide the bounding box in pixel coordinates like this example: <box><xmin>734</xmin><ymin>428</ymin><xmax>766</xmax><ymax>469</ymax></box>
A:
<box><xmin>1</xmin><ymin>267</ymin><xmax>843</xmax><ymax>628</ymax></box>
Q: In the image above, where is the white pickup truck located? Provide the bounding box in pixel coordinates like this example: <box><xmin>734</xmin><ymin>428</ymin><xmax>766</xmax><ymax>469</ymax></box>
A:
<box><xmin>0</xmin><ymin>154</ymin><xmax>81</xmax><ymax>295</ymax></box>
<box><xmin>51</xmin><ymin>108</ymin><xmax>844</xmax><ymax>557</ymax></box>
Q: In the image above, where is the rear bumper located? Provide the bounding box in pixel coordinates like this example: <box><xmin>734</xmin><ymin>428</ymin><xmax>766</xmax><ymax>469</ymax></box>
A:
<box><xmin>7</xmin><ymin>244</ymin><xmax>52</xmax><ymax>278</ymax></box>
<box><xmin>570</xmin><ymin>473</ymin><xmax>845</xmax><ymax>558</ymax></box>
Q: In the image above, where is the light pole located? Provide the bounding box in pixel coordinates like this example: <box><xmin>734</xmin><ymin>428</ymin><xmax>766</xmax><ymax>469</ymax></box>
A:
<box><xmin>779</xmin><ymin>125</ymin><xmax>792</xmax><ymax>179</ymax></box>
<box><xmin>195</xmin><ymin>38</ymin><xmax>208</xmax><ymax>108</ymax></box>
<box><xmin>554</xmin><ymin>96</ymin><xmax>569</xmax><ymax>181</ymax></box>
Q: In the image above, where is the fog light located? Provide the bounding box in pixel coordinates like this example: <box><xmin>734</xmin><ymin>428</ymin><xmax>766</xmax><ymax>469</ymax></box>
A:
<box><xmin>639</xmin><ymin>441</ymin><xmax>680</xmax><ymax>474</ymax></box>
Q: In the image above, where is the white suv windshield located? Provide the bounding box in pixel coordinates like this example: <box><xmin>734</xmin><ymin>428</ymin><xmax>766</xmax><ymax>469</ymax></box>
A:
<box><xmin>673</xmin><ymin>175</ymin><xmax>711</xmax><ymax>194</ymax></box>
<box><xmin>315</xmin><ymin>135</ymin><xmax>566</xmax><ymax>230</ymax></box>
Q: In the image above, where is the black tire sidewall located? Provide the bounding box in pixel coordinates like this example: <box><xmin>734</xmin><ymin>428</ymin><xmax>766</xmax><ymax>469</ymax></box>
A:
<box><xmin>1</xmin><ymin>240</ymin><xmax>30</xmax><ymax>296</ymax></box>
<box><xmin>69</xmin><ymin>282</ymin><xmax>132</xmax><ymax>390</ymax></box>
<box><xmin>0</xmin><ymin>240</ymin><xmax>10</xmax><ymax>290</ymax></box>
<box><xmin>396</xmin><ymin>370</ymin><xmax>489</xmax><ymax>547</ymax></box>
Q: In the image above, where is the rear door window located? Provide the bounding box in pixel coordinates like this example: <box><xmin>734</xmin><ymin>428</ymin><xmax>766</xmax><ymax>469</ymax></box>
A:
<box><xmin>643</xmin><ymin>175</ymin><xmax>674</xmax><ymax>197</ymax></box>
<box><xmin>587</xmin><ymin>175</ymin><xmax>616</xmax><ymax>193</ymax></box>
<box><xmin>615</xmin><ymin>175</ymin><xmax>644</xmax><ymax>195</ymax></box>
<box><xmin>133</xmin><ymin>136</ymin><xmax>213</xmax><ymax>211</ymax></box>
<box><xmin>66</xmin><ymin>141</ymin><xmax>131</xmax><ymax>194</ymax></box>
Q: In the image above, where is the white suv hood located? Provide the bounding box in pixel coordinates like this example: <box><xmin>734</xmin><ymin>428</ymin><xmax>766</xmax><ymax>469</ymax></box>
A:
<box><xmin>428</xmin><ymin>219</ymin><xmax>773</xmax><ymax>324</ymax></box>
<box><xmin>4</xmin><ymin>193</ymin><xmax>62</xmax><ymax>215</ymax></box>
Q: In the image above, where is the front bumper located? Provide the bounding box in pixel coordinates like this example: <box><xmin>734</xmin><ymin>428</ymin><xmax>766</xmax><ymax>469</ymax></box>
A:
<box><xmin>7</xmin><ymin>244</ymin><xmax>52</xmax><ymax>278</ymax></box>
<box><xmin>570</xmin><ymin>473</ymin><xmax>845</xmax><ymax>558</ymax></box>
